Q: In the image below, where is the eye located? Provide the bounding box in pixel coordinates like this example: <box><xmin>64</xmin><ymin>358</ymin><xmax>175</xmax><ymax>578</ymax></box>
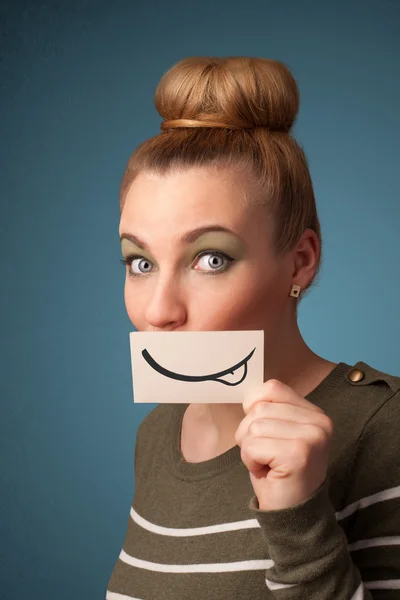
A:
<box><xmin>132</xmin><ymin>257</ymin><xmax>153</xmax><ymax>274</ymax></box>
<box><xmin>120</xmin><ymin>250</ymin><xmax>234</xmax><ymax>277</ymax></box>
<box><xmin>194</xmin><ymin>251</ymin><xmax>233</xmax><ymax>273</ymax></box>
<box><xmin>120</xmin><ymin>255</ymin><xmax>154</xmax><ymax>275</ymax></box>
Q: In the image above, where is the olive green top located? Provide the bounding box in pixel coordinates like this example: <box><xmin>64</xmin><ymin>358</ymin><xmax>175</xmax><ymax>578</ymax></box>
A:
<box><xmin>107</xmin><ymin>360</ymin><xmax>400</xmax><ymax>600</ymax></box>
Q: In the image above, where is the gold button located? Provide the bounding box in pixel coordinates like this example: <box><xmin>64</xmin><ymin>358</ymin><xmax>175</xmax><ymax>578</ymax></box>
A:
<box><xmin>348</xmin><ymin>368</ymin><xmax>365</xmax><ymax>383</ymax></box>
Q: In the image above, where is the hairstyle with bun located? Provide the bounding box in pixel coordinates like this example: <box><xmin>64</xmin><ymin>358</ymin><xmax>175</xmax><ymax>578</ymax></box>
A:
<box><xmin>120</xmin><ymin>57</ymin><xmax>322</xmax><ymax>296</ymax></box>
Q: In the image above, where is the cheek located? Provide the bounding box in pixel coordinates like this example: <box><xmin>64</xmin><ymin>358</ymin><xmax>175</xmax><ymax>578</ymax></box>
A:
<box><xmin>124</xmin><ymin>279</ymin><xmax>145</xmax><ymax>327</ymax></box>
<box><xmin>191</xmin><ymin>271</ymin><xmax>287</xmax><ymax>330</ymax></box>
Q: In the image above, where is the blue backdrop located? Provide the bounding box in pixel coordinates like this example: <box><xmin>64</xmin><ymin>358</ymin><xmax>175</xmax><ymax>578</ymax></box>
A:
<box><xmin>1</xmin><ymin>0</ymin><xmax>399</xmax><ymax>598</ymax></box>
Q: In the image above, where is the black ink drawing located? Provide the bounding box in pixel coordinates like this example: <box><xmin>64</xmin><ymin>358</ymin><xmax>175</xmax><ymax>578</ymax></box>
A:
<box><xmin>141</xmin><ymin>347</ymin><xmax>256</xmax><ymax>386</ymax></box>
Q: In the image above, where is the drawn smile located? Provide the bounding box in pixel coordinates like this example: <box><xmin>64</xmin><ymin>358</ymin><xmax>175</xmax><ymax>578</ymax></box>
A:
<box><xmin>141</xmin><ymin>347</ymin><xmax>256</xmax><ymax>386</ymax></box>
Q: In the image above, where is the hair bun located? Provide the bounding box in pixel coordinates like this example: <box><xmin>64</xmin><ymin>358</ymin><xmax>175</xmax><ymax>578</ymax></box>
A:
<box><xmin>154</xmin><ymin>56</ymin><xmax>299</xmax><ymax>133</ymax></box>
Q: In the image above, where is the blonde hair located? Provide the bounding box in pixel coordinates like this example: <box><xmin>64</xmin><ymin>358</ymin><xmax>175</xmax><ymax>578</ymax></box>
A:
<box><xmin>120</xmin><ymin>56</ymin><xmax>322</xmax><ymax>295</ymax></box>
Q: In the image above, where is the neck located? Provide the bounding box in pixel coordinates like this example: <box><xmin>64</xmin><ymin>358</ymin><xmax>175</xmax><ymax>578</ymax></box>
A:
<box><xmin>262</xmin><ymin>323</ymin><xmax>334</xmax><ymax>398</ymax></box>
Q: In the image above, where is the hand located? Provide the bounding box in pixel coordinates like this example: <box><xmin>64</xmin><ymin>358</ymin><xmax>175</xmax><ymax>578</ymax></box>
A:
<box><xmin>234</xmin><ymin>378</ymin><xmax>333</xmax><ymax>511</ymax></box>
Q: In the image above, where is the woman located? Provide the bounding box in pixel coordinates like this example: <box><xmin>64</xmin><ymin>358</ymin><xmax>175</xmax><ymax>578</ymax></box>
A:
<box><xmin>106</xmin><ymin>57</ymin><xmax>400</xmax><ymax>599</ymax></box>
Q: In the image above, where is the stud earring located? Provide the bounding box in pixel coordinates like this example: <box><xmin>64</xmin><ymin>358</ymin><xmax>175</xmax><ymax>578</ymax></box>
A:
<box><xmin>289</xmin><ymin>284</ymin><xmax>301</xmax><ymax>298</ymax></box>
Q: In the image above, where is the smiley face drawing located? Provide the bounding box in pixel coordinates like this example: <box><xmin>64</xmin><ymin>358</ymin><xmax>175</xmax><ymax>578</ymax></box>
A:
<box><xmin>141</xmin><ymin>347</ymin><xmax>256</xmax><ymax>386</ymax></box>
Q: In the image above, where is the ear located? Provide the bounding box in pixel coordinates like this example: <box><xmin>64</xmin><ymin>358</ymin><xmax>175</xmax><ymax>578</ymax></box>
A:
<box><xmin>291</xmin><ymin>228</ymin><xmax>320</xmax><ymax>287</ymax></box>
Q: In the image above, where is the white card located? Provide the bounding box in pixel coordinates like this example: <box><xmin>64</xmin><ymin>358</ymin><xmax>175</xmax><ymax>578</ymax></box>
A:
<box><xmin>129</xmin><ymin>330</ymin><xmax>264</xmax><ymax>403</ymax></box>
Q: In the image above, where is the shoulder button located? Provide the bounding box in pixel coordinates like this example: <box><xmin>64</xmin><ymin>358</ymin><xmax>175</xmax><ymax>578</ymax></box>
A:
<box><xmin>348</xmin><ymin>368</ymin><xmax>365</xmax><ymax>383</ymax></box>
<box><xmin>345</xmin><ymin>361</ymin><xmax>400</xmax><ymax>394</ymax></box>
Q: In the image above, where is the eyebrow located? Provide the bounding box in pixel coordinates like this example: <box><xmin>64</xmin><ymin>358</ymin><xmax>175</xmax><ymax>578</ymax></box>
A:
<box><xmin>119</xmin><ymin>225</ymin><xmax>242</xmax><ymax>251</ymax></box>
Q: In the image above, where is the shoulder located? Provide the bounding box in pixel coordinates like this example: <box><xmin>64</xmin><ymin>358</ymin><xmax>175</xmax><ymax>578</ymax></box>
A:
<box><xmin>326</xmin><ymin>361</ymin><xmax>400</xmax><ymax>462</ymax></box>
<box><xmin>350</xmin><ymin>360</ymin><xmax>400</xmax><ymax>428</ymax></box>
<box><xmin>338</xmin><ymin>360</ymin><xmax>400</xmax><ymax>417</ymax></box>
<box><xmin>349</xmin><ymin>360</ymin><xmax>400</xmax><ymax>418</ymax></box>
<box><xmin>335</xmin><ymin>361</ymin><xmax>400</xmax><ymax>452</ymax></box>
<box><xmin>134</xmin><ymin>404</ymin><xmax>178</xmax><ymax>476</ymax></box>
<box><xmin>135</xmin><ymin>403</ymin><xmax>182</xmax><ymax>449</ymax></box>
<box><xmin>346</xmin><ymin>360</ymin><xmax>400</xmax><ymax>397</ymax></box>
<box><xmin>337</xmin><ymin>363</ymin><xmax>400</xmax><ymax>504</ymax></box>
<box><xmin>136</xmin><ymin>403</ymin><xmax>173</xmax><ymax>436</ymax></box>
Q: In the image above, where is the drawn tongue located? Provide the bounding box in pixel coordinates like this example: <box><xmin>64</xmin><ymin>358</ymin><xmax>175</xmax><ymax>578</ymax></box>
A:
<box><xmin>215</xmin><ymin>363</ymin><xmax>246</xmax><ymax>385</ymax></box>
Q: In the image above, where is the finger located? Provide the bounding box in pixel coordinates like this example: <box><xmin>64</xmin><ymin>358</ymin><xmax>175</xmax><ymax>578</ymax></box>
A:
<box><xmin>240</xmin><ymin>418</ymin><xmax>331</xmax><ymax>446</ymax></box>
<box><xmin>240</xmin><ymin>436</ymin><xmax>295</xmax><ymax>475</ymax></box>
<box><xmin>235</xmin><ymin>403</ymin><xmax>332</xmax><ymax>445</ymax></box>
<box><xmin>240</xmin><ymin>435</ymin><xmax>327</xmax><ymax>476</ymax></box>
<box><xmin>243</xmin><ymin>378</ymin><xmax>325</xmax><ymax>416</ymax></box>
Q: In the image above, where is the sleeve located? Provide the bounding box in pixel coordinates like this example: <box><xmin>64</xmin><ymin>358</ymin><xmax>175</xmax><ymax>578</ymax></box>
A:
<box><xmin>247</xmin><ymin>389</ymin><xmax>400</xmax><ymax>599</ymax></box>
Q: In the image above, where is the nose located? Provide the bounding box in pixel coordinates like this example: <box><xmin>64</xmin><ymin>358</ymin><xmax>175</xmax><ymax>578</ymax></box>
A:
<box><xmin>144</xmin><ymin>275</ymin><xmax>187</xmax><ymax>330</ymax></box>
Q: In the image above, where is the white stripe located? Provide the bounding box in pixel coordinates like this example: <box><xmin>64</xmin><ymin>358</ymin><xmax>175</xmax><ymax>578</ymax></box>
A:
<box><xmin>365</xmin><ymin>580</ymin><xmax>400</xmax><ymax>589</ymax></box>
<box><xmin>264</xmin><ymin>575</ymin><xmax>364</xmax><ymax>593</ymax></box>
<box><xmin>130</xmin><ymin>506</ymin><xmax>259</xmax><ymax>536</ymax></box>
<box><xmin>106</xmin><ymin>593</ymin><xmax>144</xmax><ymax>600</ymax></box>
<box><xmin>335</xmin><ymin>485</ymin><xmax>400</xmax><ymax>521</ymax></box>
<box><xmin>105</xmin><ymin>578</ymin><xmax>400</xmax><ymax>597</ymax></box>
<box><xmin>265</xmin><ymin>578</ymin><xmax>298</xmax><ymax>590</ymax></box>
<box><xmin>349</xmin><ymin>536</ymin><xmax>400</xmax><ymax>551</ymax></box>
<box><xmin>131</xmin><ymin>507</ymin><xmax>400</xmax><ymax>565</ymax></box>
<box><xmin>105</xmin><ymin>580</ymin><xmax>399</xmax><ymax>597</ymax></box>
<box><xmin>131</xmin><ymin>484</ymin><xmax>400</xmax><ymax>537</ymax></box>
<box><xmin>119</xmin><ymin>549</ymin><xmax>273</xmax><ymax>573</ymax></box>
<box><xmin>350</xmin><ymin>583</ymin><xmax>364</xmax><ymax>599</ymax></box>
<box><xmin>131</xmin><ymin>483</ymin><xmax>400</xmax><ymax>537</ymax></box>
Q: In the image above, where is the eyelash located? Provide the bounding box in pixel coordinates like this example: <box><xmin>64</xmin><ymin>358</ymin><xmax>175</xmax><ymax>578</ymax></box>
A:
<box><xmin>119</xmin><ymin>250</ymin><xmax>234</xmax><ymax>277</ymax></box>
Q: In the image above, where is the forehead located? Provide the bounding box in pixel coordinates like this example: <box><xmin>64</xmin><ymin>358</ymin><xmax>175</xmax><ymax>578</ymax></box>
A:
<box><xmin>119</xmin><ymin>167</ymin><xmax>256</xmax><ymax>232</ymax></box>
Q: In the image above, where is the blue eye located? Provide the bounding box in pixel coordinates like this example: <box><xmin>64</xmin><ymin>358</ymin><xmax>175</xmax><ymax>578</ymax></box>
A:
<box><xmin>120</xmin><ymin>255</ymin><xmax>154</xmax><ymax>276</ymax></box>
<box><xmin>120</xmin><ymin>250</ymin><xmax>234</xmax><ymax>277</ymax></box>
<box><xmin>194</xmin><ymin>251</ymin><xmax>233</xmax><ymax>273</ymax></box>
<box><xmin>132</xmin><ymin>257</ymin><xmax>153</xmax><ymax>274</ymax></box>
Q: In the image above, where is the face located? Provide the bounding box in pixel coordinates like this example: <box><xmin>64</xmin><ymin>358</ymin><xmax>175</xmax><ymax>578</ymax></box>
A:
<box><xmin>119</xmin><ymin>167</ymin><xmax>301</xmax><ymax>347</ymax></box>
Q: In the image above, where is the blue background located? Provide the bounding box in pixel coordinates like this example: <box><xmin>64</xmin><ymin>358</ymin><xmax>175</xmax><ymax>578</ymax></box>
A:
<box><xmin>1</xmin><ymin>0</ymin><xmax>399</xmax><ymax>598</ymax></box>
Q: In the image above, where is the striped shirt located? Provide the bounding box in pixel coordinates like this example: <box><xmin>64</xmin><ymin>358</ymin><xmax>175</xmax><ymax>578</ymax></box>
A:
<box><xmin>106</xmin><ymin>360</ymin><xmax>400</xmax><ymax>599</ymax></box>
